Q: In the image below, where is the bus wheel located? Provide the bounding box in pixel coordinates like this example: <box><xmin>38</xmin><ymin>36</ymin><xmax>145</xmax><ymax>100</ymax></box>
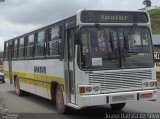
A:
<box><xmin>15</xmin><ymin>77</ymin><xmax>23</xmax><ymax>96</ymax></box>
<box><xmin>56</xmin><ymin>85</ymin><xmax>69</xmax><ymax>113</ymax></box>
<box><xmin>110</xmin><ymin>103</ymin><xmax>126</xmax><ymax>111</ymax></box>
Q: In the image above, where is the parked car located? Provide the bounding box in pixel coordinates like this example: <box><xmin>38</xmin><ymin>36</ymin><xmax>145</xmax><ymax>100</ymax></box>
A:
<box><xmin>0</xmin><ymin>72</ymin><xmax>5</xmax><ymax>83</ymax></box>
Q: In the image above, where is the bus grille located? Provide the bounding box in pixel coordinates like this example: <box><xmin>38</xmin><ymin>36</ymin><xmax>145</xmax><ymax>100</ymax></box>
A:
<box><xmin>89</xmin><ymin>70</ymin><xmax>152</xmax><ymax>93</ymax></box>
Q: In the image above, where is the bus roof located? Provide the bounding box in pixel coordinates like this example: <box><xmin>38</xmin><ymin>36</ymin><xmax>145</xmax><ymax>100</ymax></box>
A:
<box><xmin>4</xmin><ymin>9</ymin><xmax>149</xmax><ymax>43</ymax></box>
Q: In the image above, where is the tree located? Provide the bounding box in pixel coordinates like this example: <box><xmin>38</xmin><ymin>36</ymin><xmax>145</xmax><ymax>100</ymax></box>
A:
<box><xmin>143</xmin><ymin>0</ymin><xmax>151</xmax><ymax>10</ymax></box>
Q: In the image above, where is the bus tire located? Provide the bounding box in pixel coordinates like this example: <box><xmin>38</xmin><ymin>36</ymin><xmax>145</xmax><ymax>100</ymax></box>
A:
<box><xmin>15</xmin><ymin>77</ymin><xmax>23</xmax><ymax>96</ymax></box>
<box><xmin>110</xmin><ymin>103</ymin><xmax>126</xmax><ymax>111</ymax></box>
<box><xmin>51</xmin><ymin>82</ymin><xmax>58</xmax><ymax>102</ymax></box>
<box><xmin>56</xmin><ymin>85</ymin><xmax>69</xmax><ymax>113</ymax></box>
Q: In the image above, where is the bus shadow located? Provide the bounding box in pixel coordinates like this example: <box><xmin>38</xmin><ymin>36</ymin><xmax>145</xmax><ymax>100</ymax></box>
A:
<box><xmin>67</xmin><ymin>106</ymin><xmax>125</xmax><ymax>119</ymax></box>
<box><xmin>8</xmin><ymin>91</ymin><xmax>57</xmax><ymax>112</ymax></box>
<box><xmin>8</xmin><ymin>91</ymin><xmax>125</xmax><ymax>119</ymax></box>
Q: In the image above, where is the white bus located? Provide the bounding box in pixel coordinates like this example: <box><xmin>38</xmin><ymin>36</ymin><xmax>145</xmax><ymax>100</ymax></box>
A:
<box><xmin>3</xmin><ymin>9</ymin><xmax>158</xmax><ymax>113</ymax></box>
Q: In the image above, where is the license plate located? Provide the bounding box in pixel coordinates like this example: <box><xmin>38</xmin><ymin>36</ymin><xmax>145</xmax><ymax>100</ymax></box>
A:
<box><xmin>112</xmin><ymin>94</ymin><xmax>135</xmax><ymax>102</ymax></box>
<box><xmin>140</xmin><ymin>93</ymin><xmax>153</xmax><ymax>99</ymax></box>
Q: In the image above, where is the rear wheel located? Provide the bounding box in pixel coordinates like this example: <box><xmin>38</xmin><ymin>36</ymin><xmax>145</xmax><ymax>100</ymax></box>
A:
<box><xmin>15</xmin><ymin>77</ymin><xmax>24</xmax><ymax>96</ymax></box>
<box><xmin>56</xmin><ymin>85</ymin><xmax>69</xmax><ymax>113</ymax></box>
<box><xmin>110</xmin><ymin>103</ymin><xmax>126</xmax><ymax>111</ymax></box>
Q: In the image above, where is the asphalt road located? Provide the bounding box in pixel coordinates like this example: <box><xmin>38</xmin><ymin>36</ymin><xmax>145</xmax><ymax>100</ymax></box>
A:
<box><xmin>0</xmin><ymin>83</ymin><xmax>160</xmax><ymax>119</ymax></box>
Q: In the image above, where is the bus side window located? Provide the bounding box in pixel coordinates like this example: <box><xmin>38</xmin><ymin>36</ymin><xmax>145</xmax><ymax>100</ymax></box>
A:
<box><xmin>26</xmin><ymin>34</ymin><xmax>34</xmax><ymax>58</ymax></box>
<box><xmin>47</xmin><ymin>26</ymin><xmax>62</xmax><ymax>56</ymax></box>
<box><xmin>18</xmin><ymin>37</ymin><xmax>25</xmax><ymax>59</ymax></box>
<box><xmin>4</xmin><ymin>42</ymin><xmax>8</xmax><ymax>60</ymax></box>
<box><xmin>35</xmin><ymin>31</ymin><xmax>46</xmax><ymax>57</ymax></box>
<box><xmin>81</xmin><ymin>33</ymin><xmax>89</xmax><ymax>53</ymax></box>
<box><xmin>12</xmin><ymin>39</ymin><xmax>18</xmax><ymax>59</ymax></box>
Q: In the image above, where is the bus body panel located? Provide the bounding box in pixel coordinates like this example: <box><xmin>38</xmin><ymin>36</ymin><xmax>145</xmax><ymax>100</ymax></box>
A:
<box><xmin>4</xmin><ymin>59</ymin><xmax>65</xmax><ymax>100</ymax></box>
<box><xmin>77</xmin><ymin>89</ymin><xmax>158</xmax><ymax>108</ymax></box>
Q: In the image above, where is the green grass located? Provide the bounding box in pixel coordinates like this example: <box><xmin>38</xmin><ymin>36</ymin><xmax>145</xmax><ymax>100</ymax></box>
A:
<box><xmin>148</xmin><ymin>9</ymin><xmax>160</xmax><ymax>34</ymax></box>
<box><xmin>148</xmin><ymin>9</ymin><xmax>160</xmax><ymax>15</ymax></box>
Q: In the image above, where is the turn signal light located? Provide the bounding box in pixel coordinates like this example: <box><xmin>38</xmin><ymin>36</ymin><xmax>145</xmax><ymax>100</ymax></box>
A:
<box><xmin>79</xmin><ymin>87</ymin><xmax>85</xmax><ymax>93</ymax></box>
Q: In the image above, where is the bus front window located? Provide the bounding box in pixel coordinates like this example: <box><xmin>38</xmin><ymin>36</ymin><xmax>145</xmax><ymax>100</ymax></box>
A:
<box><xmin>122</xmin><ymin>27</ymin><xmax>153</xmax><ymax>68</ymax></box>
<box><xmin>79</xmin><ymin>27</ymin><xmax>153</xmax><ymax>70</ymax></box>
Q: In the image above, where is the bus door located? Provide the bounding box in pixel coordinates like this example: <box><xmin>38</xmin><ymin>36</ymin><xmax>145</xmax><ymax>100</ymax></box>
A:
<box><xmin>8</xmin><ymin>42</ymin><xmax>13</xmax><ymax>84</ymax></box>
<box><xmin>64</xmin><ymin>29</ymin><xmax>76</xmax><ymax>104</ymax></box>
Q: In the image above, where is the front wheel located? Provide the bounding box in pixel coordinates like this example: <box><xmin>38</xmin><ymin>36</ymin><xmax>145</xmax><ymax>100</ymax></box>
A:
<box><xmin>56</xmin><ymin>85</ymin><xmax>69</xmax><ymax>113</ymax></box>
<box><xmin>110</xmin><ymin>103</ymin><xmax>126</xmax><ymax>111</ymax></box>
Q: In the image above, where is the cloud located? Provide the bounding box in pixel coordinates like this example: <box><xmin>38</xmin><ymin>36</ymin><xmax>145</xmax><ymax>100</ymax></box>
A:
<box><xmin>0</xmin><ymin>0</ymin><xmax>98</xmax><ymax>25</ymax></box>
<box><xmin>94</xmin><ymin>0</ymin><xmax>160</xmax><ymax>10</ymax></box>
<box><xmin>0</xmin><ymin>0</ymin><xmax>99</xmax><ymax>51</ymax></box>
<box><xmin>0</xmin><ymin>18</ymin><xmax>40</xmax><ymax>51</ymax></box>
<box><xmin>2</xmin><ymin>0</ymin><xmax>158</xmax><ymax>25</ymax></box>
<box><xmin>0</xmin><ymin>0</ymin><xmax>159</xmax><ymax>51</ymax></box>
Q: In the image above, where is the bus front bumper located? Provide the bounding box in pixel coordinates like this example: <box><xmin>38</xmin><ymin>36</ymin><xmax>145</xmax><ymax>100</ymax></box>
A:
<box><xmin>77</xmin><ymin>89</ymin><xmax>158</xmax><ymax>108</ymax></box>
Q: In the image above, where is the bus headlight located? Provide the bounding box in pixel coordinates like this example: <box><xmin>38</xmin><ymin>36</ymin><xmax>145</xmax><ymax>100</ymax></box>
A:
<box><xmin>93</xmin><ymin>86</ymin><xmax>99</xmax><ymax>92</ymax></box>
<box><xmin>86</xmin><ymin>87</ymin><xmax>92</xmax><ymax>92</ymax></box>
<box><xmin>143</xmin><ymin>82</ymin><xmax>149</xmax><ymax>87</ymax></box>
<box><xmin>150</xmin><ymin>82</ymin><xmax>155</xmax><ymax>87</ymax></box>
<box><xmin>142</xmin><ymin>81</ymin><xmax>157</xmax><ymax>88</ymax></box>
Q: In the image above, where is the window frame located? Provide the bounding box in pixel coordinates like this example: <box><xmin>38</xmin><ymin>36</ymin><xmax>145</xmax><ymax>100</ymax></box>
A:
<box><xmin>4</xmin><ymin>42</ymin><xmax>9</xmax><ymax>60</ymax></box>
<box><xmin>34</xmin><ymin>30</ymin><xmax>46</xmax><ymax>58</ymax></box>
<box><xmin>25</xmin><ymin>33</ymin><xmax>35</xmax><ymax>59</ymax></box>
<box><xmin>12</xmin><ymin>39</ymin><xmax>18</xmax><ymax>60</ymax></box>
<box><xmin>46</xmin><ymin>25</ymin><xmax>62</xmax><ymax>58</ymax></box>
<box><xmin>17</xmin><ymin>37</ymin><xmax>25</xmax><ymax>59</ymax></box>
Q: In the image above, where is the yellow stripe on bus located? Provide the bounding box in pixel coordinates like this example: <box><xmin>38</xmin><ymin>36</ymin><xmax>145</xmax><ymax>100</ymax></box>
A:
<box><xmin>4</xmin><ymin>70</ymin><xmax>64</xmax><ymax>89</ymax></box>
<box><xmin>4</xmin><ymin>70</ymin><xmax>9</xmax><ymax>75</ymax></box>
<box><xmin>25</xmin><ymin>74</ymin><xmax>34</xmax><ymax>79</ymax></box>
<box><xmin>47</xmin><ymin>75</ymin><xmax>64</xmax><ymax>84</ymax></box>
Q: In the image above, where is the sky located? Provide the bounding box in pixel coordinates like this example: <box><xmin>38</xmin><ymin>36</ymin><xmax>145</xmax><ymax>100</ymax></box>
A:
<box><xmin>0</xmin><ymin>0</ymin><xmax>160</xmax><ymax>51</ymax></box>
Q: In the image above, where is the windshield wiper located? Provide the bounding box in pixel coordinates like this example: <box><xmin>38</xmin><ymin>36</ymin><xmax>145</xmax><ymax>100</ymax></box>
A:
<box><xmin>95</xmin><ymin>23</ymin><xmax>110</xmax><ymax>40</ymax></box>
<box><xmin>95</xmin><ymin>23</ymin><xmax>113</xmax><ymax>50</ymax></box>
<box><xmin>127</xmin><ymin>23</ymin><xmax>137</xmax><ymax>40</ymax></box>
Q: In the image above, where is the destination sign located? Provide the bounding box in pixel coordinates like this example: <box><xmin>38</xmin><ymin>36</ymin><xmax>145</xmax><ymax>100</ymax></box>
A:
<box><xmin>81</xmin><ymin>11</ymin><xmax>148</xmax><ymax>23</ymax></box>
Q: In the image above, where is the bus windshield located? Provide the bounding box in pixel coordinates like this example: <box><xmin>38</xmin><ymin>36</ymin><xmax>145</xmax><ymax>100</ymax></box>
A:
<box><xmin>79</xmin><ymin>26</ymin><xmax>154</xmax><ymax>70</ymax></box>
